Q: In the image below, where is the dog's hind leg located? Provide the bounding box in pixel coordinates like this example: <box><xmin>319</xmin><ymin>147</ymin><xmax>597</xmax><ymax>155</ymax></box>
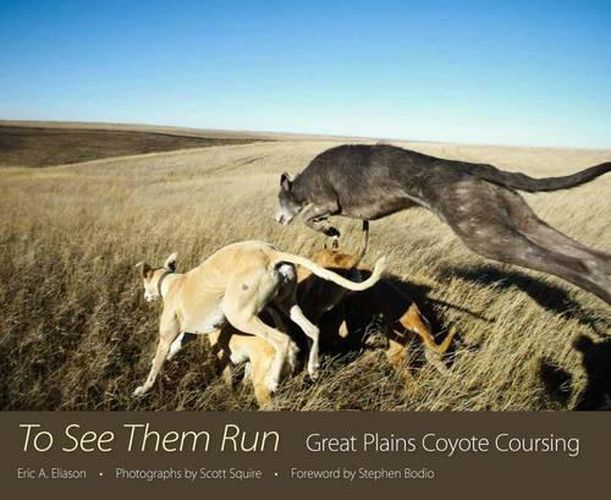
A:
<box><xmin>289</xmin><ymin>304</ymin><xmax>321</xmax><ymax>380</ymax></box>
<box><xmin>500</xmin><ymin>191</ymin><xmax>611</xmax><ymax>303</ymax></box>
<box><xmin>133</xmin><ymin>314</ymin><xmax>180</xmax><ymax>397</ymax></box>
<box><xmin>385</xmin><ymin>339</ymin><xmax>415</xmax><ymax>385</ymax></box>
<box><xmin>249</xmin><ymin>354</ymin><xmax>274</xmax><ymax>408</ymax></box>
<box><xmin>167</xmin><ymin>332</ymin><xmax>199</xmax><ymax>360</ymax></box>
<box><xmin>167</xmin><ymin>332</ymin><xmax>184</xmax><ymax>361</ymax></box>
<box><xmin>396</xmin><ymin>304</ymin><xmax>457</xmax><ymax>374</ymax></box>
<box><xmin>398</xmin><ymin>304</ymin><xmax>439</xmax><ymax>353</ymax></box>
<box><xmin>528</xmin><ymin>222</ymin><xmax>611</xmax><ymax>268</ymax></box>
<box><xmin>223</xmin><ymin>313</ymin><xmax>290</xmax><ymax>394</ymax></box>
<box><xmin>468</xmin><ymin>223</ymin><xmax>610</xmax><ymax>303</ymax></box>
<box><xmin>222</xmin><ymin>269</ymin><xmax>296</xmax><ymax>392</ymax></box>
<box><xmin>506</xmin><ymin>194</ymin><xmax>611</xmax><ymax>279</ymax></box>
<box><xmin>274</xmin><ymin>282</ymin><xmax>321</xmax><ymax>380</ymax></box>
<box><xmin>443</xmin><ymin>180</ymin><xmax>611</xmax><ymax>304</ymax></box>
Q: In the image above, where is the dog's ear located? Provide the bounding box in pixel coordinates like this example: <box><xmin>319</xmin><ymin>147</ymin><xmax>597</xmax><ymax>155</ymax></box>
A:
<box><xmin>280</xmin><ymin>172</ymin><xmax>292</xmax><ymax>191</ymax></box>
<box><xmin>135</xmin><ymin>261</ymin><xmax>152</xmax><ymax>279</ymax></box>
<box><xmin>164</xmin><ymin>252</ymin><xmax>178</xmax><ymax>272</ymax></box>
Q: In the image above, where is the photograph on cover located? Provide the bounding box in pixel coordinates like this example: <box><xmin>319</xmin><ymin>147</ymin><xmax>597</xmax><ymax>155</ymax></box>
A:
<box><xmin>1</xmin><ymin>0</ymin><xmax>609</xmax><ymax>411</ymax></box>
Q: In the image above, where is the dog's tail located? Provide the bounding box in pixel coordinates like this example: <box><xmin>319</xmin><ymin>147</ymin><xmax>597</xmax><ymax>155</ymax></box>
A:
<box><xmin>469</xmin><ymin>161</ymin><xmax>611</xmax><ymax>192</ymax></box>
<box><xmin>275</xmin><ymin>252</ymin><xmax>386</xmax><ymax>291</ymax></box>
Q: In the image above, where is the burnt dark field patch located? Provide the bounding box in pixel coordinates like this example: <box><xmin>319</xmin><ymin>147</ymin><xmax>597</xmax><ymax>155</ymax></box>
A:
<box><xmin>0</xmin><ymin>125</ymin><xmax>261</xmax><ymax>167</ymax></box>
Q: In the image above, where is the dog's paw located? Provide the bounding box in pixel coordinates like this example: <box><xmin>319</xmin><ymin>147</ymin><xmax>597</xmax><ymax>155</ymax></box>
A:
<box><xmin>267</xmin><ymin>380</ymin><xmax>279</xmax><ymax>394</ymax></box>
<box><xmin>307</xmin><ymin>363</ymin><xmax>320</xmax><ymax>381</ymax></box>
<box><xmin>132</xmin><ymin>385</ymin><xmax>148</xmax><ymax>397</ymax></box>
<box><xmin>324</xmin><ymin>226</ymin><xmax>341</xmax><ymax>238</ymax></box>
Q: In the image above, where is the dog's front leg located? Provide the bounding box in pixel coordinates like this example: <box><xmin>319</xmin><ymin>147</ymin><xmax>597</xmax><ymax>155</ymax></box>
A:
<box><xmin>302</xmin><ymin>204</ymin><xmax>341</xmax><ymax>239</ymax></box>
<box><xmin>134</xmin><ymin>316</ymin><xmax>179</xmax><ymax>397</ymax></box>
<box><xmin>133</xmin><ymin>337</ymin><xmax>172</xmax><ymax>397</ymax></box>
<box><xmin>306</xmin><ymin>217</ymin><xmax>340</xmax><ymax>238</ymax></box>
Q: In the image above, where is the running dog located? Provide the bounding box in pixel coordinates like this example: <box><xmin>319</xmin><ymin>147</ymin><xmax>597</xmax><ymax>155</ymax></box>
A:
<box><xmin>275</xmin><ymin>144</ymin><xmax>611</xmax><ymax>303</ymax></box>
<box><xmin>298</xmin><ymin>225</ymin><xmax>457</xmax><ymax>376</ymax></box>
<box><xmin>330</xmin><ymin>277</ymin><xmax>458</xmax><ymax>378</ymax></box>
<box><xmin>172</xmin><ymin>322</ymin><xmax>299</xmax><ymax>407</ymax></box>
<box><xmin>133</xmin><ymin>241</ymin><xmax>385</xmax><ymax>396</ymax></box>
<box><xmin>297</xmin><ymin>221</ymin><xmax>370</xmax><ymax>324</ymax></box>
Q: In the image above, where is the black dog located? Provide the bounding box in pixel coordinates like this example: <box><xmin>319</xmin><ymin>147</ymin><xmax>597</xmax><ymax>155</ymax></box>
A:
<box><xmin>275</xmin><ymin>144</ymin><xmax>611</xmax><ymax>304</ymax></box>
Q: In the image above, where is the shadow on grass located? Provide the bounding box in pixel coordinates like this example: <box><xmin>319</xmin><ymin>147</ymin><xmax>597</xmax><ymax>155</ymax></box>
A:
<box><xmin>306</xmin><ymin>271</ymin><xmax>465</xmax><ymax>373</ymax></box>
<box><xmin>539</xmin><ymin>335</ymin><xmax>611</xmax><ymax>411</ymax></box>
<box><xmin>439</xmin><ymin>264</ymin><xmax>609</xmax><ymax>335</ymax></box>
<box><xmin>573</xmin><ymin>335</ymin><xmax>611</xmax><ymax>410</ymax></box>
<box><xmin>538</xmin><ymin>358</ymin><xmax>573</xmax><ymax>409</ymax></box>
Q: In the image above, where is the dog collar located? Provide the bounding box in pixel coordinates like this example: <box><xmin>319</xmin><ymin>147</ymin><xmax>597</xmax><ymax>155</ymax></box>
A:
<box><xmin>157</xmin><ymin>270</ymin><xmax>174</xmax><ymax>299</ymax></box>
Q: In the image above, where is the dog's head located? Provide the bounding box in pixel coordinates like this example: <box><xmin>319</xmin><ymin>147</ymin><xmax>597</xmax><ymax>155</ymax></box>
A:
<box><xmin>135</xmin><ymin>252</ymin><xmax>177</xmax><ymax>303</ymax></box>
<box><xmin>275</xmin><ymin>172</ymin><xmax>306</xmax><ymax>225</ymax></box>
<box><xmin>311</xmin><ymin>248</ymin><xmax>353</xmax><ymax>269</ymax></box>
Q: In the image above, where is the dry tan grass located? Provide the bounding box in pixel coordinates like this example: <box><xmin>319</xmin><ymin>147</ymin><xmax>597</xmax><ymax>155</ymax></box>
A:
<box><xmin>1</xmin><ymin>137</ymin><xmax>609</xmax><ymax>410</ymax></box>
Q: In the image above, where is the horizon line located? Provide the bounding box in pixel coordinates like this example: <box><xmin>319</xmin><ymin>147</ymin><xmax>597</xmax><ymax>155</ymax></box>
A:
<box><xmin>1</xmin><ymin>117</ymin><xmax>610</xmax><ymax>153</ymax></box>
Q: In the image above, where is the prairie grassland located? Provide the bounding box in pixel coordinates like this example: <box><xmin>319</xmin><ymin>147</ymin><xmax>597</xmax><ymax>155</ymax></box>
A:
<box><xmin>0</xmin><ymin>135</ymin><xmax>609</xmax><ymax>410</ymax></box>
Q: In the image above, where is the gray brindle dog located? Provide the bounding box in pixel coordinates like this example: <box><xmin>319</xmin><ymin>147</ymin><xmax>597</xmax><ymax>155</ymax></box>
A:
<box><xmin>275</xmin><ymin>144</ymin><xmax>611</xmax><ymax>304</ymax></box>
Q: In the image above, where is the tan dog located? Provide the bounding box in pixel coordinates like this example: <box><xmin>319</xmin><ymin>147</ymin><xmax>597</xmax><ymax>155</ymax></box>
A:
<box><xmin>212</xmin><ymin>328</ymin><xmax>298</xmax><ymax>408</ymax></box>
<box><xmin>172</xmin><ymin>318</ymin><xmax>298</xmax><ymax>407</ymax></box>
<box><xmin>299</xmin><ymin>227</ymin><xmax>457</xmax><ymax>377</ymax></box>
<box><xmin>134</xmin><ymin>241</ymin><xmax>385</xmax><ymax>397</ymax></box>
<box><xmin>169</xmin><ymin>308</ymin><xmax>296</xmax><ymax>407</ymax></box>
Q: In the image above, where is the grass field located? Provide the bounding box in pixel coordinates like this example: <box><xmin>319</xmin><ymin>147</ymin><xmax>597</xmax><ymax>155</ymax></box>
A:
<box><xmin>1</xmin><ymin>122</ymin><xmax>609</xmax><ymax>411</ymax></box>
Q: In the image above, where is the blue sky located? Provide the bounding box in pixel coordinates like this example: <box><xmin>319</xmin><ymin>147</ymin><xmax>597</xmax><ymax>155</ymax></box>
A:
<box><xmin>1</xmin><ymin>0</ymin><xmax>610</xmax><ymax>147</ymax></box>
